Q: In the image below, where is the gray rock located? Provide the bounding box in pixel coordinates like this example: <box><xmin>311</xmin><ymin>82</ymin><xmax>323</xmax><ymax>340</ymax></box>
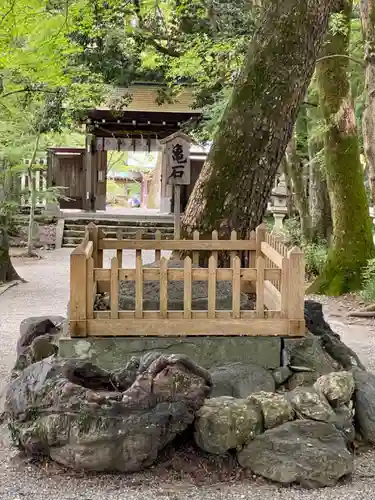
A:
<box><xmin>210</xmin><ymin>362</ymin><xmax>275</xmax><ymax>398</ymax></box>
<box><xmin>13</xmin><ymin>317</ymin><xmax>64</xmax><ymax>376</ymax></box>
<box><xmin>237</xmin><ymin>420</ymin><xmax>353</xmax><ymax>488</ymax></box>
<box><xmin>4</xmin><ymin>353</ymin><xmax>211</xmax><ymax>472</ymax></box>
<box><xmin>334</xmin><ymin>403</ymin><xmax>355</xmax><ymax>444</ymax></box>
<box><xmin>248</xmin><ymin>392</ymin><xmax>294</xmax><ymax>429</ymax></box>
<box><xmin>286</xmin><ymin>371</ymin><xmax>321</xmax><ymax>390</ymax></box>
<box><xmin>314</xmin><ymin>371</ymin><xmax>355</xmax><ymax>407</ymax></box>
<box><xmin>118</xmin><ymin>260</ymin><xmax>251</xmax><ymax>311</ymax></box>
<box><xmin>194</xmin><ymin>396</ymin><xmax>262</xmax><ymax>454</ymax></box>
<box><xmin>287</xmin><ymin>387</ymin><xmax>336</xmax><ymax>423</ymax></box>
<box><xmin>284</xmin><ymin>333</ymin><xmax>340</xmax><ymax>375</ymax></box>
<box><xmin>353</xmin><ymin>368</ymin><xmax>375</xmax><ymax>443</ymax></box>
<box><xmin>272</xmin><ymin>366</ymin><xmax>293</xmax><ymax>386</ymax></box>
<box><xmin>18</xmin><ymin>316</ymin><xmax>64</xmax><ymax>356</ymax></box>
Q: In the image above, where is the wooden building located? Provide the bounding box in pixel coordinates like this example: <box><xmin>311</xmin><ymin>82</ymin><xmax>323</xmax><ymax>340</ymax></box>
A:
<box><xmin>47</xmin><ymin>84</ymin><xmax>204</xmax><ymax>213</ymax></box>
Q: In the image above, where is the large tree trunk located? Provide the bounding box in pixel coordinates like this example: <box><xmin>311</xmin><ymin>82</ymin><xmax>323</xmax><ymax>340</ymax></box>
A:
<box><xmin>181</xmin><ymin>0</ymin><xmax>337</xmax><ymax>237</ymax></box>
<box><xmin>360</xmin><ymin>0</ymin><xmax>375</xmax><ymax>206</ymax></box>
<box><xmin>0</xmin><ymin>223</ymin><xmax>22</xmax><ymax>283</ymax></box>
<box><xmin>309</xmin><ymin>0</ymin><xmax>374</xmax><ymax>295</ymax></box>
<box><xmin>285</xmin><ymin>130</ymin><xmax>311</xmax><ymax>242</ymax></box>
<box><xmin>307</xmin><ymin>106</ymin><xmax>332</xmax><ymax>242</ymax></box>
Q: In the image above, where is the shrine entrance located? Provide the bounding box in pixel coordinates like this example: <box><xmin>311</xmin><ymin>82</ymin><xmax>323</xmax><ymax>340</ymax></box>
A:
<box><xmin>84</xmin><ymin>85</ymin><xmax>204</xmax><ymax>214</ymax></box>
<box><xmin>47</xmin><ymin>85</ymin><xmax>205</xmax><ymax>213</ymax></box>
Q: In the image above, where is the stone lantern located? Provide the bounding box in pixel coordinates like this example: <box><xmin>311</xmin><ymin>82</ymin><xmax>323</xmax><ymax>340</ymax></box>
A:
<box><xmin>270</xmin><ymin>174</ymin><xmax>288</xmax><ymax>233</ymax></box>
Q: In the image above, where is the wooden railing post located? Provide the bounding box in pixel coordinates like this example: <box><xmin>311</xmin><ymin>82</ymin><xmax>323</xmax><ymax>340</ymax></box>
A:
<box><xmin>287</xmin><ymin>246</ymin><xmax>305</xmax><ymax>335</ymax></box>
<box><xmin>256</xmin><ymin>223</ymin><xmax>267</xmax><ymax>260</ymax></box>
<box><xmin>97</xmin><ymin>227</ymin><xmax>104</xmax><ymax>268</ymax></box>
<box><xmin>70</xmin><ymin>247</ymin><xmax>87</xmax><ymax>337</ymax></box>
<box><xmin>87</xmin><ymin>223</ymin><xmax>99</xmax><ymax>268</ymax></box>
<box><xmin>116</xmin><ymin>230</ymin><xmax>123</xmax><ymax>268</ymax></box>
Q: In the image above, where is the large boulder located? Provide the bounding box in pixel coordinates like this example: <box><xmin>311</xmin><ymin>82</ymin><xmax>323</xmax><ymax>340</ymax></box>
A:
<box><xmin>210</xmin><ymin>362</ymin><xmax>275</xmax><ymax>398</ymax></box>
<box><xmin>314</xmin><ymin>371</ymin><xmax>355</xmax><ymax>407</ymax></box>
<box><xmin>249</xmin><ymin>392</ymin><xmax>294</xmax><ymax>430</ymax></box>
<box><xmin>237</xmin><ymin>420</ymin><xmax>353</xmax><ymax>488</ymax></box>
<box><xmin>353</xmin><ymin>368</ymin><xmax>375</xmax><ymax>443</ymax></box>
<box><xmin>4</xmin><ymin>353</ymin><xmax>211</xmax><ymax>472</ymax></box>
<box><xmin>194</xmin><ymin>396</ymin><xmax>262</xmax><ymax>454</ymax></box>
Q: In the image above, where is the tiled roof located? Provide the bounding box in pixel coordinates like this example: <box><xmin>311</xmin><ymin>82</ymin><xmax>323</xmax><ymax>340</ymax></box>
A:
<box><xmin>98</xmin><ymin>85</ymin><xmax>201</xmax><ymax>113</ymax></box>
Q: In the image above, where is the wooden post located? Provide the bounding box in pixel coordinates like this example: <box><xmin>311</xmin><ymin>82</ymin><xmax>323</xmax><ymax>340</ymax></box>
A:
<box><xmin>136</xmin><ymin>229</ymin><xmax>143</xmax><ymax>263</ymax></box>
<box><xmin>110</xmin><ymin>256</ymin><xmax>119</xmax><ymax>319</ymax></box>
<box><xmin>97</xmin><ymin>227</ymin><xmax>104</xmax><ymax>268</ymax></box>
<box><xmin>256</xmin><ymin>223</ymin><xmax>267</xmax><ymax>260</ymax></box>
<box><xmin>174</xmin><ymin>185</ymin><xmax>181</xmax><ymax>240</ymax></box>
<box><xmin>256</xmin><ymin>256</ymin><xmax>265</xmax><ymax>317</ymax></box>
<box><xmin>70</xmin><ymin>247</ymin><xmax>87</xmax><ymax>337</ymax></box>
<box><xmin>160</xmin><ymin>257</ymin><xmax>168</xmax><ymax>318</ymax></box>
<box><xmin>184</xmin><ymin>256</ymin><xmax>192</xmax><ymax>319</ymax></box>
<box><xmin>208</xmin><ymin>255</ymin><xmax>217</xmax><ymax>318</ymax></box>
<box><xmin>86</xmin><ymin>256</ymin><xmax>94</xmax><ymax>320</ymax></box>
<box><xmin>87</xmin><ymin>222</ymin><xmax>98</xmax><ymax>267</ymax></box>
<box><xmin>116</xmin><ymin>229</ymin><xmax>123</xmax><ymax>268</ymax></box>
<box><xmin>287</xmin><ymin>246</ymin><xmax>305</xmax><ymax>334</ymax></box>
<box><xmin>135</xmin><ymin>252</ymin><xmax>143</xmax><ymax>319</ymax></box>
<box><xmin>193</xmin><ymin>230</ymin><xmax>200</xmax><ymax>265</ymax></box>
<box><xmin>232</xmin><ymin>256</ymin><xmax>241</xmax><ymax>318</ymax></box>
<box><xmin>230</xmin><ymin>230</ymin><xmax>237</xmax><ymax>267</ymax></box>
<box><xmin>280</xmin><ymin>256</ymin><xmax>289</xmax><ymax>317</ymax></box>
<box><xmin>155</xmin><ymin>230</ymin><xmax>162</xmax><ymax>262</ymax></box>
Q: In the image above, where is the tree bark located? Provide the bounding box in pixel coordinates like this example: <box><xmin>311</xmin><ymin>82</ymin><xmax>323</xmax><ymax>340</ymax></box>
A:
<box><xmin>285</xmin><ymin>130</ymin><xmax>311</xmax><ymax>242</ymax></box>
<box><xmin>0</xmin><ymin>223</ymin><xmax>21</xmax><ymax>283</ymax></box>
<box><xmin>181</xmin><ymin>0</ymin><xmax>338</xmax><ymax>238</ymax></box>
<box><xmin>360</xmin><ymin>0</ymin><xmax>375</xmax><ymax>206</ymax></box>
<box><xmin>307</xmin><ymin>106</ymin><xmax>332</xmax><ymax>242</ymax></box>
<box><xmin>309</xmin><ymin>0</ymin><xmax>374</xmax><ymax>295</ymax></box>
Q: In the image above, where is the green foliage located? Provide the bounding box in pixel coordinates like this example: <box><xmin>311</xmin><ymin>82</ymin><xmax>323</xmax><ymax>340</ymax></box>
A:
<box><xmin>304</xmin><ymin>243</ymin><xmax>328</xmax><ymax>280</ymax></box>
<box><xmin>360</xmin><ymin>258</ymin><xmax>375</xmax><ymax>302</ymax></box>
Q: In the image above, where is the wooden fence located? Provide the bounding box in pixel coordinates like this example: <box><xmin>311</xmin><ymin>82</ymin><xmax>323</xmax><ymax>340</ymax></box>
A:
<box><xmin>69</xmin><ymin>223</ymin><xmax>305</xmax><ymax>338</ymax></box>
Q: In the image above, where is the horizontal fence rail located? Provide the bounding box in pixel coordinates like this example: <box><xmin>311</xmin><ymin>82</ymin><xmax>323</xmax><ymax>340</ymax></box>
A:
<box><xmin>69</xmin><ymin>223</ymin><xmax>305</xmax><ymax>338</ymax></box>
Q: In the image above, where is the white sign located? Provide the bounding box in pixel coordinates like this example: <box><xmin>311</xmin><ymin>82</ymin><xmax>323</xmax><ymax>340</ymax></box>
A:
<box><xmin>166</xmin><ymin>137</ymin><xmax>191</xmax><ymax>185</ymax></box>
<box><xmin>95</xmin><ymin>137</ymin><xmax>162</xmax><ymax>152</ymax></box>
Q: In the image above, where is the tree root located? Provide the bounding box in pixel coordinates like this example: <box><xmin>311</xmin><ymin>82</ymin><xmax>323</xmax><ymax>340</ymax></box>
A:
<box><xmin>348</xmin><ymin>311</ymin><xmax>375</xmax><ymax>318</ymax></box>
<box><xmin>348</xmin><ymin>303</ymin><xmax>375</xmax><ymax>317</ymax></box>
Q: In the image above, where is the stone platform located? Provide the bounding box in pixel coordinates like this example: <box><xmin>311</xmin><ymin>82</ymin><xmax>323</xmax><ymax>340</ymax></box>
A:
<box><xmin>59</xmin><ymin>335</ymin><xmax>282</xmax><ymax>371</ymax></box>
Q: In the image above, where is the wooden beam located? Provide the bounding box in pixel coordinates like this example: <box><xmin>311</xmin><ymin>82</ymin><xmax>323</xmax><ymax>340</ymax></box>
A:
<box><xmin>99</xmin><ymin>239</ymin><xmax>257</xmax><ymax>251</ymax></box>
<box><xmin>264</xmin><ymin>280</ymin><xmax>282</xmax><ymax>310</ymax></box>
<box><xmin>93</xmin><ymin>267</ymin><xmax>282</xmax><ymax>282</ymax></box>
<box><xmin>81</xmin><ymin>317</ymin><xmax>298</xmax><ymax>337</ymax></box>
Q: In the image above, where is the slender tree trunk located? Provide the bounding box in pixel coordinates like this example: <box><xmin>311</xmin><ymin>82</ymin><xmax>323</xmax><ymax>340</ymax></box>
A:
<box><xmin>181</xmin><ymin>0</ymin><xmax>337</xmax><ymax>238</ymax></box>
<box><xmin>360</xmin><ymin>0</ymin><xmax>375</xmax><ymax>206</ymax></box>
<box><xmin>285</xmin><ymin>130</ymin><xmax>311</xmax><ymax>241</ymax></box>
<box><xmin>309</xmin><ymin>0</ymin><xmax>374</xmax><ymax>295</ymax></box>
<box><xmin>26</xmin><ymin>135</ymin><xmax>40</xmax><ymax>257</ymax></box>
<box><xmin>307</xmin><ymin>106</ymin><xmax>332</xmax><ymax>242</ymax></box>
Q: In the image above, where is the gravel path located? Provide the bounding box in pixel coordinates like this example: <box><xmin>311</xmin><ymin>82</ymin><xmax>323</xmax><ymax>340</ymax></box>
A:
<box><xmin>1</xmin><ymin>250</ymin><xmax>375</xmax><ymax>499</ymax></box>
